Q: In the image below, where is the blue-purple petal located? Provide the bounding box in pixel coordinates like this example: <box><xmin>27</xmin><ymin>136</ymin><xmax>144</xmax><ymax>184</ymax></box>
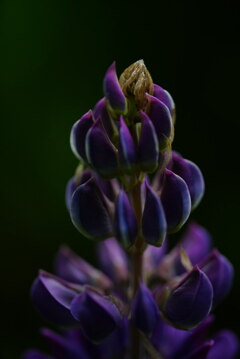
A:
<box><xmin>160</xmin><ymin>266</ymin><xmax>213</xmax><ymax>329</ymax></box>
<box><xmin>118</xmin><ymin>116</ymin><xmax>136</xmax><ymax>171</ymax></box>
<box><xmin>70</xmin><ymin>290</ymin><xmax>122</xmax><ymax>343</ymax></box>
<box><xmin>70</xmin><ymin>178</ymin><xmax>113</xmax><ymax>240</ymax></box>
<box><xmin>161</xmin><ymin>169</ymin><xmax>191</xmax><ymax>233</ymax></box>
<box><xmin>131</xmin><ymin>283</ymin><xmax>159</xmax><ymax>336</ymax></box>
<box><xmin>142</xmin><ymin>182</ymin><xmax>166</xmax><ymax>246</ymax></box>
<box><xmin>208</xmin><ymin>330</ymin><xmax>239</xmax><ymax>359</ymax></box>
<box><xmin>103</xmin><ymin>62</ymin><xmax>126</xmax><ymax>112</ymax></box>
<box><xmin>70</xmin><ymin>110</ymin><xmax>94</xmax><ymax>161</ymax></box>
<box><xmin>138</xmin><ymin>111</ymin><xmax>159</xmax><ymax>172</ymax></box>
<box><xmin>153</xmin><ymin>84</ymin><xmax>175</xmax><ymax>116</ymax></box>
<box><xmin>31</xmin><ymin>271</ymin><xmax>80</xmax><ymax>326</ymax></box>
<box><xmin>114</xmin><ymin>190</ymin><xmax>138</xmax><ymax>248</ymax></box>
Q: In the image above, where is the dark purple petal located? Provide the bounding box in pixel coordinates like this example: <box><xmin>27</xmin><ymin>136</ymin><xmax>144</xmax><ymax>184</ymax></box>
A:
<box><xmin>200</xmin><ymin>250</ymin><xmax>234</xmax><ymax>305</ymax></box>
<box><xmin>142</xmin><ymin>182</ymin><xmax>167</xmax><ymax>246</ymax></box>
<box><xmin>161</xmin><ymin>169</ymin><xmax>191</xmax><ymax>233</ymax></box>
<box><xmin>85</xmin><ymin>119</ymin><xmax>118</xmax><ymax>178</ymax></box>
<box><xmin>153</xmin><ymin>84</ymin><xmax>175</xmax><ymax>116</ymax></box>
<box><xmin>70</xmin><ymin>290</ymin><xmax>122</xmax><ymax>343</ymax></box>
<box><xmin>97</xmin><ymin>238</ymin><xmax>129</xmax><ymax>283</ymax></box>
<box><xmin>147</xmin><ymin>94</ymin><xmax>172</xmax><ymax>148</ymax></box>
<box><xmin>70</xmin><ymin>178</ymin><xmax>113</xmax><ymax>240</ymax></box>
<box><xmin>93</xmin><ymin>97</ymin><xmax>113</xmax><ymax>136</ymax></box>
<box><xmin>95</xmin><ymin>175</ymin><xmax>120</xmax><ymax>202</ymax></box>
<box><xmin>41</xmin><ymin>328</ymin><xmax>91</xmax><ymax>359</ymax></box>
<box><xmin>131</xmin><ymin>283</ymin><xmax>159</xmax><ymax>336</ymax></box>
<box><xmin>118</xmin><ymin>116</ymin><xmax>136</xmax><ymax>171</ymax></box>
<box><xmin>70</xmin><ymin>110</ymin><xmax>94</xmax><ymax>161</ymax></box>
<box><xmin>22</xmin><ymin>350</ymin><xmax>53</xmax><ymax>359</ymax></box>
<box><xmin>208</xmin><ymin>330</ymin><xmax>239</xmax><ymax>359</ymax></box>
<box><xmin>103</xmin><ymin>62</ymin><xmax>126</xmax><ymax>112</ymax></box>
<box><xmin>169</xmin><ymin>152</ymin><xmax>205</xmax><ymax>209</ymax></box>
<box><xmin>138</xmin><ymin>111</ymin><xmax>159</xmax><ymax>172</ymax></box>
<box><xmin>160</xmin><ymin>266</ymin><xmax>213</xmax><ymax>329</ymax></box>
<box><xmin>54</xmin><ymin>246</ymin><xmax>112</xmax><ymax>291</ymax></box>
<box><xmin>31</xmin><ymin>271</ymin><xmax>81</xmax><ymax>326</ymax></box>
<box><xmin>114</xmin><ymin>190</ymin><xmax>138</xmax><ymax>248</ymax></box>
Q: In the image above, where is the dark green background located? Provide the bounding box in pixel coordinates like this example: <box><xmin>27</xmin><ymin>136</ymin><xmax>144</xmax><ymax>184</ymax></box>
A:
<box><xmin>1</xmin><ymin>0</ymin><xmax>239</xmax><ymax>357</ymax></box>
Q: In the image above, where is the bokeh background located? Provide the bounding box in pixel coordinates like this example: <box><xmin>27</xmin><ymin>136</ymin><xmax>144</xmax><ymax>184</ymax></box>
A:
<box><xmin>1</xmin><ymin>0</ymin><xmax>240</xmax><ymax>357</ymax></box>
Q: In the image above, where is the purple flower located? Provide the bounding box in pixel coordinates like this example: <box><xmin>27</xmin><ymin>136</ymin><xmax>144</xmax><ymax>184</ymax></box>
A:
<box><xmin>24</xmin><ymin>61</ymin><xmax>238</xmax><ymax>359</ymax></box>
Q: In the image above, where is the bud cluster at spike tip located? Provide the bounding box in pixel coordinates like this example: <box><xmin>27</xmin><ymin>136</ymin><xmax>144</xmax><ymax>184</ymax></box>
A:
<box><xmin>23</xmin><ymin>61</ymin><xmax>238</xmax><ymax>359</ymax></box>
<box><xmin>24</xmin><ymin>226</ymin><xmax>238</xmax><ymax>359</ymax></box>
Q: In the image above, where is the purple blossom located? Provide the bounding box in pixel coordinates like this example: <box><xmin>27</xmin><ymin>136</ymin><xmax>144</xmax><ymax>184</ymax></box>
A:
<box><xmin>23</xmin><ymin>61</ymin><xmax>238</xmax><ymax>359</ymax></box>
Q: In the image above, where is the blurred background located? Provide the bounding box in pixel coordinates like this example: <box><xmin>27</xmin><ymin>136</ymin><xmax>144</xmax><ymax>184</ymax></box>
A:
<box><xmin>1</xmin><ymin>0</ymin><xmax>240</xmax><ymax>357</ymax></box>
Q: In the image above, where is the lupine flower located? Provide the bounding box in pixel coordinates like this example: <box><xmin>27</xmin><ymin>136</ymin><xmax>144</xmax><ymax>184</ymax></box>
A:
<box><xmin>23</xmin><ymin>61</ymin><xmax>238</xmax><ymax>359</ymax></box>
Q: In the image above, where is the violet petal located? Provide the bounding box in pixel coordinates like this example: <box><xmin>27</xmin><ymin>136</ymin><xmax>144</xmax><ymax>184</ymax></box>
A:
<box><xmin>103</xmin><ymin>62</ymin><xmax>126</xmax><ymax>112</ymax></box>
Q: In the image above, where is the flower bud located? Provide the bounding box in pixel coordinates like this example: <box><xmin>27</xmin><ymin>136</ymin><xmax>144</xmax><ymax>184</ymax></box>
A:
<box><xmin>142</xmin><ymin>182</ymin><xmax>167</xmax><ymax>246</ymax></box>
<box><xmin>31</xmin><ymin>270</ymin><xmax>81</xmax><ymax>327</ymax></box>
<box><xmin>137</xmin><ymin>111</ymin><xmax>159</xmax><ymax>172</ymax></box>
<box><xmin>119</xmin><ymin>60</ymin><xmax>153</xmax><ymax>110</ymax></box>
<box><xmin>114</xmin><ymin>190</ymin><xmax>138</xmax><ymax>248</ymax></box>
<box><xmin>159</xmin><ymin>266</ymin><xmax>213</xmax><ymax>329</ymax></box>
<box><xmin>70</xmin><ymin>290</ymin><xmax>122</xmax><ymax>342</ymax></box>
<box><xmin>85</xmin><ymin>119</ymin><xmax>118</xmax><ymax>178</ymax></box>
<box><xmin>103</xmin><ymin>62</ymin><xmax>127</xmax><ymax>113</ymax></box>
<box><xmin>93</xmin><ymin>97</ymin><xmax>114</xmax><ymax>136</ymax></box>
<box><xmin>70</xmin><ymin>110</ymin><xmax>94</xmax><ymax>161</ymax></box>
<box><xmin>118</xmin><ymin>116</ymin><xmax>136</xmax><ymax>172</ymax></box>
<box><xmin>153</xmin><ymin>84</ymin><xmax>175</xmax><ymax>117</ymax></box>
<box><xmin>54</xmin><ymin>246</ymin><xmax>112</xmax><ymax>291</ymax></box>
<box><xmin>70</xmin><ymin>178</ymin><xmax>113</xmax><ymax>240</ymax></box>
<box><xmin>97</xmin><ymin>238</ymin><xmax>129</xmax><ymax>283</ymax></box>
<box><xmin>161</xmin><ymin>169</ymin><xmax>191</xmax><ymax>233</ymax></box>
<box><xmin>147</xmin><ymin>94</ymin><xmax>173</xmax><ymax>149</ymax></box>
<box><xmin>169</xmin><ymin>152</ymin><xmax>205</xmax><ymax>210</ymax></box>
<box><xmin>200</xmin><ymin>250</ymin><xmax>234</xmax><ymax>306</ymax></box>
<box><xmin>131</xmin><ymin>283</ymin><xmax>159</xmax><ymax>336</ymax></box>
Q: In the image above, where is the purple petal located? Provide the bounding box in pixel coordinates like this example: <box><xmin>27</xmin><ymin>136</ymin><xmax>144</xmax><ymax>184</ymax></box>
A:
<box><xmin>97</xmin><ymin>237</ymin><xmax>129</xmax><ymax>283</ymax></box>
<box><xmin>150</xmin><ymin>316</ymin><xmax>190</xmax><ymax>357</ymax></box>
<box><xmin>95</xmin><ymin>175</ymin><xmax>120</xmax><ymax>202</ymax></box>
<box><xmin>70</xmin><ymin>290</ymin><xmax>122</xmax><ymax>342</ymax></box>
<box><xmin>131</xmin><ymin>283</ymin><xmax>159</xmax><ymax>336</ymax></box>
<box><xmin>142</xmin><ymin>182</ymin><xmax>167</xmax><ymax>246</ymax></box>
<box><xmin>65</xmin><ymin>170</ymin><xmax>93</xmax><ymax>212</ymax></box>
<box><xmin>147</xmin><ymin>94</ymin><xmax>172</xmax><ymax>148</ymax></box>
<box><xmin>93</xmin><ymin>97</ymin><xmax>113</xmax><ymax>136</ymax></box>
<box><xmin>65</xmin><ymin>177</ymin><xmax>77</xmax><ymax>212</ymax></box>
<box><xmin>54</xmin><ymin>246</ymin><xmax>112</xmax><ymax>291</ymax></box>
<box><xmin>160</xmin><ymin>266</ymin><xmax>213</xmax><ymax>329</ymax></box>
<box><xmin>70</xmin><ymin>178</ymin><xmax>113</xmax><ymax>240</ymax></box>
<box><xmin>85</xmin><ymin>119</ymin><xmax>118</xmax><ymax>178</ymax></box>
<box><xmin>208</xmin><ymin>330</ymin><xmax>239</xmax><ymax>359</ymax></box>
<box><xmin>200</xmin><ymin>250</ymin><xmax>234</xmax><ymax>305</ymax></box>
<box><xmin>143</xmin><ymin>240</ymin><xmax>167</xmax><ymax>280</ymax></box>
<box><xmin>22</xmin><ymin>350</ymin><xmax>53</xmax><ymax>359</ymax></box>
<box><xmin>161</xmin><ymin>169</ymin><xmax>191</xmax><ymax>233</ymax></box>
<box><xmin>114</xmin><ymin>190</ymin><xmax>138</xmax><ymax>248</ymax></box>
<box><xmin>41</xmin><ymin>328</ymin><xmax>91</xmax><ymax>359</ymax></box>
<box><xmin>31</xmin><ymin>271</ymin><xmax>80</xmax><ymax>326</ymax></box>
<box><xmin>138</xmin><ymin>111</ymin><xmax>159</xmax><ymax>172</ymax></box>
<box><xmin>118</xmin><ymin>116</ymin><xmax>136</xmax><ymax>171</ymax></box>
<box><xmin>103</xmin><ymin>62</ymin><xmax>126</xmax><ymax>112</ymax></box>
<box><xmin>153</xmin><ymin>84</ymin><xmax>175</xmax><ymax>116</ymax></box>
<box><xmin>70</xmin><ymin>110</ymin><xmax>94</xmax><ymax>161</ymax></box>
<box><xmin>169</xmin><ymin>152</ymin><xmax>205</xmax><ymax>209</ymax></box>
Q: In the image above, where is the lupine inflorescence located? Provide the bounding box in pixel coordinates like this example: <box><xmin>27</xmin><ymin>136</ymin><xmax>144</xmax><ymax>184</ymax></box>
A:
<box><xmin>23</xmin><ymin>61</ymin><xmax>238</xmax><ymax>359</ymax></box>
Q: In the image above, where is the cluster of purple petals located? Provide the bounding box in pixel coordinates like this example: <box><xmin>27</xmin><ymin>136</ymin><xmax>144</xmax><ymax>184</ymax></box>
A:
<box><xmin>23</xmin><ymin>62</ymin><xmax>239</xmax><ymax>359</ymax></box>
<box><xmin>23</xmin><ymin>226</ymin><xmax>238</xmax><ymax>359</ymax></box>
